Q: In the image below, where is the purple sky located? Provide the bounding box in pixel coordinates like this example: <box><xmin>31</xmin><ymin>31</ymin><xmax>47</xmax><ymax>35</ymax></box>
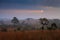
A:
<box><xmin>0</xmin><ymin>0</ymin><xmax>60</xmax><ymax>19</ymax></box>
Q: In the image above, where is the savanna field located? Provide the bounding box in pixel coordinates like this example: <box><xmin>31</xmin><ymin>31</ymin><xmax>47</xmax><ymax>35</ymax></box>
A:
<box><xmin>0</xmin><ymin>0</ymin><xmax>60</xmax><ymax>40</ymax></box>
<box><xmin>0</xmin><ymin>17</ymin><xmax>59</xmax><ymax>40</ymax></box>
<box><xmin>0</xmin><ymin>30</ymin><xmax>60</xmax><ymax>40</ymax></box>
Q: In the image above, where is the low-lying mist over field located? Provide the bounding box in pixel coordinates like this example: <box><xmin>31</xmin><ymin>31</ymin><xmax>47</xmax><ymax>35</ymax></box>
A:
<box><xmin>0</xmin><ymin>17</ymin><xmax>60</xmax><ymax>32</ymax></box>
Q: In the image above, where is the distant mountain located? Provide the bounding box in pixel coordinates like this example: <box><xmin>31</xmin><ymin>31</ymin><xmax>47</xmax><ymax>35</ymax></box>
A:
<box><xmin>0</xmin><ymin>18</ymin><xmax>60</xmax><ymax>28</ymax></box>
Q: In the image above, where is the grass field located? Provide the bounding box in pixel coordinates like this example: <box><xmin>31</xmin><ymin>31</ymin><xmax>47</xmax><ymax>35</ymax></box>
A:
<box><xmin>0</xmin><ymin>30</ymin><xmax>60</xmax><ymax>40</ymax></box>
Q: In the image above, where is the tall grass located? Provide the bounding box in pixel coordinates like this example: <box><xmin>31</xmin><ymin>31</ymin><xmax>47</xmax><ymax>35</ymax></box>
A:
<box><xmin>0</xmin><ymin>30</ymin><xmax>60</xmax><ymax>40</ymax></box>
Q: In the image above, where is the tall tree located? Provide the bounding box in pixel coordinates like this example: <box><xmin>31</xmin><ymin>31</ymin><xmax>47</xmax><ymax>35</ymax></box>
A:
<box><xmin>51</xmin><ymin>23</ymin><xmax>57</xmax><ymax>30</ymax></box>
<box><xmin>39</xmin><ymin>18</ymin><xmax>49</xmax><ymax>30</ymax></box>
<box><xmin>11</xmin><ymin>17</ymin><xmax>19</xmax><ymax>27</ymax></box>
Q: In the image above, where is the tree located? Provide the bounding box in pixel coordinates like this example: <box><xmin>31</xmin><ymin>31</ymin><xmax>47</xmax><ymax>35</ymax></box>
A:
<box><xmin>39</xmin><ymin>18</ymin><xmax>49</xmax><ymax>30</ymax></box>
<box><xmin>51</xmin><ymin>23</ymin><xmax>57</xmax><ymax>30</ymax></box>
<box><xmin>11</xmin><ymin>17</ymin><xmax>19</xmax><ymax>27</ymax></box>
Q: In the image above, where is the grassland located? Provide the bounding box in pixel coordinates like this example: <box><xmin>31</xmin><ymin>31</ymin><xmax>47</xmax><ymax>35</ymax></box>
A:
<box><xmin>0</xmin><ymin>30</ymin><xmax>60</xmax><ymax>40</ymax></box>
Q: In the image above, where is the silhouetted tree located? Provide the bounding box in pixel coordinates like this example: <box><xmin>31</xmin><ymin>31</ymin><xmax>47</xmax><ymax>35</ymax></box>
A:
<box><xmin>51</xmin><ymin>23</ymin><xmax>57</xmax><ymax>30</ymax></box>
<box><xmin>39</xmin><ymin>18</ymin><xmax>49</xmax><ymax>30</ymax></box>
<box><xmin>11</xmin><ymin>17</ymin><xmax>19</xmax><ymax>27</ymax></box>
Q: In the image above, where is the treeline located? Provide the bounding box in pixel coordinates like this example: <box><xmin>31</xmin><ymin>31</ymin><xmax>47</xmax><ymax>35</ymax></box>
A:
<box><xmin>0</xmin><ymin>17</ymin><xmax>59</xmax><ymax>32</ymax></box>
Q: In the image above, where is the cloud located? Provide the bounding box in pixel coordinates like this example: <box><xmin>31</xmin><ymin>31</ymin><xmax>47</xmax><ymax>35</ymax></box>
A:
<box><xmin>0</xmin><ymin>10</ymin><xmax>44</xmax><ymax>14</ymax></box>
<box><xmin>0</xmin><ymin>3</ymin><xmax>47</xmax><ymax>10</ymax></box>
<box><xmin>0</xmin><ymin>0</ymin><xmax>60</xmax><ymax>6</ymax></box>
<box><xmin>0</xmin><ymin>0</ymin><xmax>60</xmax><ymax>10</ymax></box>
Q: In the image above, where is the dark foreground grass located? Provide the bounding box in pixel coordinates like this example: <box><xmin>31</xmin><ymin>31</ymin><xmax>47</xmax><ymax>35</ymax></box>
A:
<box><xmin>0</xmin><ymin>30</ymin><xmax>60</xmax><ymax>40</ymax></box>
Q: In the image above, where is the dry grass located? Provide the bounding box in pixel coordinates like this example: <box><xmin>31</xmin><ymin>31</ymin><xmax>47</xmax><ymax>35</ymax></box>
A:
<box><xmin>0</xmin><ymin>30</ymin><xmax>60</xmax><ymax>40</ymax></box>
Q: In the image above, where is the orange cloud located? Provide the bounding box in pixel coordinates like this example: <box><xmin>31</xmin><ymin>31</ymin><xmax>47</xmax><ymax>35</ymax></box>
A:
<box><xmin>15</xmin><ymin>10</ymin><xmax>44</xmax><ymax>13</ymax></box>
<box><xmin>0</xmin><ymin>10</ymin><xmax>44</xmax><ymax>14</ymax></box>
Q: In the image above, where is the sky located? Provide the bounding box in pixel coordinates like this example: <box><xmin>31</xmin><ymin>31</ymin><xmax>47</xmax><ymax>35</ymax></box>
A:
<box><xmin>0</xmin><ymin>0</ymin><xmax>60</xmax><ymax>19</ymax></box>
